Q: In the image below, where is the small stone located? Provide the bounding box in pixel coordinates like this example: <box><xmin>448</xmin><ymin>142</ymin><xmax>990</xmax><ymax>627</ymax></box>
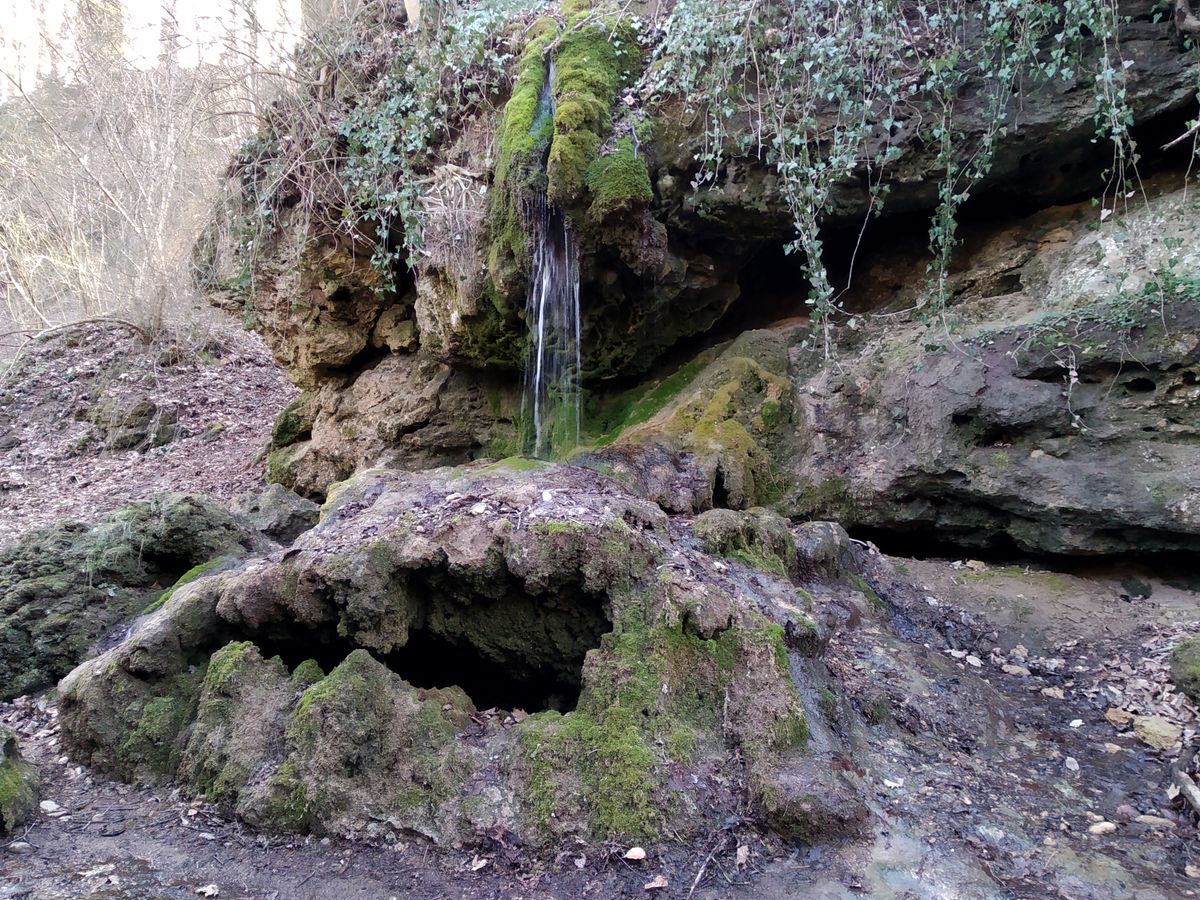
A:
<box><xmin>1102</xmin><ymin>743</ymin><xmax>1122</xmax><ymax>754</ymax></box>
<box><xmin>1133</xmin><ymin>715</ymin><xmax>1181</xmax><ymax>750</ymax></box>
<box><xmin>1041</xmin><ymin>687</ymin><xmax>1064</xmax><ymax>699</ymax></box>
<box><xmin>5</xmin><ymin>842</ymin><xmax>32</xmax><ymax>854</ymax></box>
<box><xmin>1114</xmin><ymin>804</ymin><xmax>1138</xmax><ymax>821</ymax></box>
<box><xmin>1068</xmin><ymin>719</ymin><xmax>1083</xmax><ymax>728</ymax></box>
<box><xmin>1134</xmin><ymin>815</ymin><xmax>1175</xmax><ymax>828</ymax></box>
<box><xmin>1104</xmin><ymin>708</ymin><xmax>1133</xmax><ymax>728</ymax></box>
<box><xmin>965</xmin><ymin>655</ymin><xmax>982</xmax><ymax>668</ymax></box>
<box><xmin>624</xmin><ymin>847</ymin><xmax>647</xmax><ymax>861</ymax></box>
<box><xmin>644</xmin><ymin>875</ymin><xmax>669</xmax><ymax>891</ymax></box>
<box><xmin>1088</xmin><ymin>821</ymin><xmax>1117</xmax><ymax>835</ymax></box>
<box><xmin>1064</xmin><ymin>757</ymin><xmax>1079</xmax><ymax>772</ymax></box>
<box><xmin>1001</xmin><ymin>664</ymin><xmax>1031</xmax><ymax>676</ymax></box>
<box><xmin>39</xmin><ymin>800</ymin><xmax>61</xmax><ymax>814</ymax></box>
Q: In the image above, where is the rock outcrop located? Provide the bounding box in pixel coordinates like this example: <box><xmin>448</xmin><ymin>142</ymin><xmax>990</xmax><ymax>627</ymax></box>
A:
<box><xmin>0</xmin><ymin>494</ymin><xmax>274</xmax><ymax>701</ymax></box>
<box><xmin>194</xmin><ymin>0</ymin><xmax>1198</xmax><ymax>498</ymax></box>
<box><xmin>0</xmin><ymin>727</ymin><xmax>37</xmax><ymax>834</ymax></box>
<box><xmin>59</xmin><ymin>461</ymin><xmax>868</xmax><ymax>846</ymax></box>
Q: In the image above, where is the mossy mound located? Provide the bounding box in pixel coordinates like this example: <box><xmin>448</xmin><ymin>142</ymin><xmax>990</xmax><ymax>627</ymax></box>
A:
<box><xmin>0</xmin><ymin>494</ymin><xmax>271</xmax><ymax>701</ymax></box>
<box><xmin>60</xmin><ymin>462</ymin><xmax>859</xmax><ymax>847</ymax></box>
<box><xmin>582</xmin><ymin>329</ymin><xmax>795</xmax><ymax>512</ymax></box>
<box><xmin>694</xmin><ymin>507</ymin><xmax>796</xmax><ymax>577</ymax></box>
<box><xmin>0</xmin><ymin>727</ymin><xmax>37</xmax><ymax>834</ymax></box>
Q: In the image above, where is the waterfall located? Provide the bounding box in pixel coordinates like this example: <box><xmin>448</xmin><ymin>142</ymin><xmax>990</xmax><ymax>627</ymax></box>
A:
<box><xmin>522</xmin><ymin>197</ymin><xmax>582</xmax><ymax>458</ymax></box>
<box><xmin>520</xmin><ymin>60</ymin><xmax>582</xmax><ymax>459</ymax></box>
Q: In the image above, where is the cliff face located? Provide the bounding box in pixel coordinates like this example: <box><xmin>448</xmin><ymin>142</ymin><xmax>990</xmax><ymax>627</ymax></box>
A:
<box><xmin>194</xmin><ymin>0</ymin><xmax>1200</xmax><ymax>554</ymax></box>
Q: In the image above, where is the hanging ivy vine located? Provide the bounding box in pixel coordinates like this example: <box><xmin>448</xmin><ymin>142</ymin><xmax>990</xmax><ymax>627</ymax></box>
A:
<box><xmin>640</xmin><ymin>0</ymin><xmax>1137</xmax><ymax>352</ymax></box>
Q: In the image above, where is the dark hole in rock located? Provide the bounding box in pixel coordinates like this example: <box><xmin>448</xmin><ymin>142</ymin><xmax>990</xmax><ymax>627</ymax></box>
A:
<box><xmin>1182</xmin><ymin>371</ymin><xmax>1198</xmax><ymax>385</ymax></box>
<box><xmin>712</xmin><ymin>468</ymin><xmax>730</xmax><ymax>509</ymax></box>
<box><xmin>250</xmin><ymin>571</ymin><xmax>612</xmax><ymax>714</ymax></box>
<box><xmin>980</xmin><ymin>272</ymin><xmax>1023</xmax><ymax>298</ymax></box>
<box><xmin>1124</xmin><ymin>376</ymin><xmax>1156</xmax><ymax>394</ymax></box>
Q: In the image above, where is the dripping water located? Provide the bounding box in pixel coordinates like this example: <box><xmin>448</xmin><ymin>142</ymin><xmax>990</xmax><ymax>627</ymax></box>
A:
<box><xmin>521</xmin><ymin>60</ymin><xmax>582</xmax><ymax>458</ymax></box>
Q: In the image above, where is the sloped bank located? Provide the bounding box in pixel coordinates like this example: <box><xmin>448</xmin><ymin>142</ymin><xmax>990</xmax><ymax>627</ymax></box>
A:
<box><xmin>58</xmin><ymin>462</ymin><xmax>867</xmax><ymax>846</ymax></box>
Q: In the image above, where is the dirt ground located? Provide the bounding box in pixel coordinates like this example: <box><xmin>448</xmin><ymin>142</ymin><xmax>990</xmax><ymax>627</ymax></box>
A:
<box><xmin>2</xmin><ymin>325</ymin><xmax>1199</xmax><ymax>898</ymax></box>
<box><xmin>0</xmin><ymin>321</ymin><xmax>295</xmax><ymax>547</ymax></box>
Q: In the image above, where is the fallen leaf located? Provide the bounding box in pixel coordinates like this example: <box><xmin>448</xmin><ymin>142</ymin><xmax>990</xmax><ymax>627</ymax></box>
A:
<box><xmin>644</xmin><ymin>875</ymin><xmax>669</xmax><ymax>891</ymax></box>
<box><xmin>736</xmin><ymin>844</ymin><xmax>750</xmax><ymax>869</ymax></box>
<box><xmin>470</xmin><ymin>857</ymin><xmax>490</xmax><ymax>872</ymax></box>
<box><xmin>624</xmin><ymin>846</ymin><xmax>647</xmax><ymax>861</ymax></box>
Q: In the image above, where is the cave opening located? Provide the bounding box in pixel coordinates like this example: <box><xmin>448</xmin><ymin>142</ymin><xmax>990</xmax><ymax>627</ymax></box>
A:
<box><xmin>247</xmin><ymin>570</ymin><xmax>613</xmax><ymax>715</ymax></box>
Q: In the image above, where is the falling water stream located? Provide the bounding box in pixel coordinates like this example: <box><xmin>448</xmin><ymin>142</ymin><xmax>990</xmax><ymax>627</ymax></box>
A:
<box><xmin>521</xmin><ymin>61</ymin><xmax>582</xmax><ymax>458</ymax></box>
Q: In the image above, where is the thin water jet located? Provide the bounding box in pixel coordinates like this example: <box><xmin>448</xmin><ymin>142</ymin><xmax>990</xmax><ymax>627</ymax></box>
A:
<box><xmin>521</xmin><ymin>62</ymin><xmax>582</xmax><ymax>458</ymax></box>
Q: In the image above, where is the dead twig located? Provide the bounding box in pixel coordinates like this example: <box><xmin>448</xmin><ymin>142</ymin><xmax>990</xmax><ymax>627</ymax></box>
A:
<box><xmin>686</xmin><ymin>832</ymin><xmax>730</xmax><ymax>900</ymax></box>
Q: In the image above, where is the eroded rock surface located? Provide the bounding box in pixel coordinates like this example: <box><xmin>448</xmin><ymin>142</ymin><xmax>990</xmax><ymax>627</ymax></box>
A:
<box><xmin>0</xmin><ymin>494</ymin><xmax>274</xmax><ymax>701</ymax></box>
<box><xmin>58</xmin><ymin>461</ymin><xmax>870</xmax><ymax>847</ymax></box>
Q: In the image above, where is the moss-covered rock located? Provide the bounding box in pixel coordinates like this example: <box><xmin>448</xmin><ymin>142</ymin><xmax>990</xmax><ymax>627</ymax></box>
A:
<box><xmin>0</xmin><ymin>727</ymin><xmax>37</xmax><ymax>834</ymax></box>
<box><xmin>271</xmin><ymin>392</ymin><xmax>316</xmax><ymax>449</ymax></box>
<box><xmin>583</xmin><ymin>329</ymin><xmax>795</xmax><ymax>512</ymax></box>
<box><xmin>1172</xmin><ymin>638</ymin><xmax>1200</xmax><ymax>705</ymax></box>
<box><xmin>0</xmin><ymin>494</ymin><xmax>269</xmax><ymax>701</ymax></box>
<box><xmin>694</xmin><ymin>507</ymin><xmax>795</xmax><ymax>577</ymax></box>
<box><xmin>60</xmin><ymin>461</ymin><xmax>846</xmax><ymax>846</ymax></box>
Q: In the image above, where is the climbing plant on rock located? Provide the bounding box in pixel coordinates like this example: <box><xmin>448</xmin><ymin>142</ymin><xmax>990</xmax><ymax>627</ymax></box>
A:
<box><xmin>641</xmin><ymin>0</ymin><xmax>1137</xmax><ymax>351</ymax></box>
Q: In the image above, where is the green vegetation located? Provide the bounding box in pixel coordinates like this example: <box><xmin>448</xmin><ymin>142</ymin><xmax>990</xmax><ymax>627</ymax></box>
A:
<box><xmin>1172</xmin><ymin>638</ymin><xmax>1200</xmax><ymax>705</ymax></box>
<box><xmin>143</xmin><ymin>558</ymin><xmax>227</xmax><ymax>615</ymax></box>
<box><xmin>585</xmin><ymin>138</ymin><xmax>653</xmax><ymax>221</ymax></box>
<box><xmin>643</xmin><ymin>0</ymin><xmax>1137</xmax><ymax>346</ymax></box>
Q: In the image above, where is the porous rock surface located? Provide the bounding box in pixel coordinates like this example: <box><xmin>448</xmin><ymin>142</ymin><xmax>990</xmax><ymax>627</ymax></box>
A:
<box><xmin>59</xmin><ymin>461</ymin><xmax>868</xmax><ymax>846</ymax></box>
<box><xmin>0</xmin><ymin>494</ymin><xmax>274</xmax><ymax>701</ymax></box>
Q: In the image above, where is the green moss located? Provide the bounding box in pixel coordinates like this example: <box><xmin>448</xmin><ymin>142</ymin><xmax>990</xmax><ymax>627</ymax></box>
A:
<box><xmin>849</xmin><ymin>573</ymin><xmax>885</xmax><ymax>613</ymax></box>
<box><xmin>272</xmin><ymin>392</ymin><xmax>315</xmax><ymax>449</ymax></box>
<box><xmin>0</xmin><ymin>757</ymin><xmax>36</xmax><ymax>832</ymax></box>
<box><xmin>518</xmin><ymin>623</ymin><xmax>743</xmax><ymax>840</ymax></box>
<box><xmin>1173</xmin><ymin>638</ymin><xmax>1200</xmax><ymax>705</ymax></box>
<box><xmin>261</xmin><ymin>760</ymin><xmax>310</xmax><ymax>830</ymax></box>
<box><xmin>531</xmin><ymin>519</ymin><xmax>587</xmax><ymax>536</ymax></box>
<box><xmin>143</xmin><ymin>557</ymin><xmax>227</xmax><ymax>615</ymax></box>
<box><xmin>787</xmin><ymin>477</ymin><xmax>855</xmax><ymax>520</ymax></box>
<box><xmin>585</xmin><ymin>139</ymin><xmax>652</xmax><ymax>221</ymax></box>
<box><xmin>547</xmin><ymin>16</ymin><xmax>641</xmax><ymax>206</ymax></box>
<box><xmin>291</xmin><ymin>659</ymin><xmax>325</xmax><ymax>686</ymax></box>
<box><xmin>119</xmin><ymin>670</ymin><xmax>204</xmax><ymax>776</ymax></box>
<box><xmin>487</xmin><ymin>25</ymin><xmax>558</xmax><ymax>293</ymax></box>
<box><xmin>694</xmin><ymin>508</ymin><xmax>794</xmax><ymax>578</ymax></box>
<box><xmin>587</xmin><ymin>351</ymin><xmax>715</xmax><ymax>447</ymax></box>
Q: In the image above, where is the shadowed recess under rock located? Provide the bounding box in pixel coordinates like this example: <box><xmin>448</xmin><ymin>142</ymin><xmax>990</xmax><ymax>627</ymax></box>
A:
<box><xmin>251</xmin><ymin>565</ymin><xmax>611</xmax><ymax>713</ymax></box>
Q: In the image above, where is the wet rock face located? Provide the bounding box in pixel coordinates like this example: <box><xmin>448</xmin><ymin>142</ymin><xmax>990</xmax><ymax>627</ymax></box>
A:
<box><xmin>58</xmin><ymin>462</ymin><xmax>854</xmax><ymax>846</ymax></box>
<box><xmin>0</xmin><ymin>494</ymin><xmax>273</xmax><ymax>701</ymax></box>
